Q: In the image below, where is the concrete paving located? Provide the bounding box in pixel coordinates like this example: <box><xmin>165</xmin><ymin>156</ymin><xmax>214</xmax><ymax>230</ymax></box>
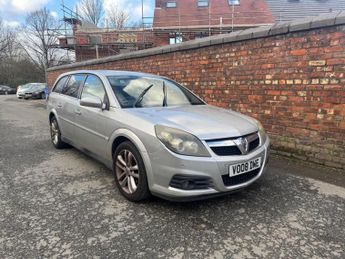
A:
<box><xmin>0</xmin><ymin>95</ymin><xmax>344</xmax><ymax>258</ymax></box>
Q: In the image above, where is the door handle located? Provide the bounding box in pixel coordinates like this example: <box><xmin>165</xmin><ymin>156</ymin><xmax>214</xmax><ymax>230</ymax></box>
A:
<box><xmin>57</xmin><ymin>104</ymin><xmax>62</xmax><ymax>108</ymax></box>
<box><xmin>75</xmin><ymin>110</ymin><xmax>81</xmax><ymax>115</ymax></box>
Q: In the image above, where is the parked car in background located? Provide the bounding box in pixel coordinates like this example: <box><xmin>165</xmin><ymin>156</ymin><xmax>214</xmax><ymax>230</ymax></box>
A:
<box><xmin>47</xmin><ymin>70</ymin><xmax>270</xmax><ymax>202</ymax></box>
<box><xmin>17</xmin><ymin>83</ymin><xmax>46</xmax><ymax>99</ymax></box>
<box><xmin>23</xmin><ymin>83</ymin><xmax>47</xmax><ymax>99</ymax></box>
<box><xmin>0</xmin><ymin>85</ymin><xmax>16</xmax><ymax>95</ymax></box>
<box><xmin>17</xmin><ymin>84</ymin><xmax>31</xmax><ymax>98</ymax></box>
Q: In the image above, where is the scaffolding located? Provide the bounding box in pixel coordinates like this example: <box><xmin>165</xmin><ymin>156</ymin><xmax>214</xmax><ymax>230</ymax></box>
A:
<box><xmin>59</xmin><ymin>1</ymin><xmax>155</xmax><ymax>61</ymax></box>
<box><xmin>57</xmin><ymin>1</ymin><xmax>274</xmax><ymax>61</ymax></box>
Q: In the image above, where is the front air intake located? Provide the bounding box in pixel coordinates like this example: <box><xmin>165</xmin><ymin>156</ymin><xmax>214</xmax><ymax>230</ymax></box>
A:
<box><xmin>170</xmin><ymin>175</ymin><xmax>213</xmax><ymax>190</ymax></box>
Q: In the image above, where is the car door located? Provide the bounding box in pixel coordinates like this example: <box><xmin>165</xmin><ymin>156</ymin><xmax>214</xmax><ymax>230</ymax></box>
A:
<box><xmin>73</xmin><ymin>74</ymin><xmax>110</xmax><ymax>159</ymax></box>
<box><xmin>49</xmin><ymin>76</ymin><xmax>69</xmax><ymax>135</ymax></box>
<box><xmin>58</xmin><ymin>74</ymin><xmax>86</xmax><ymax>141</ymax></box>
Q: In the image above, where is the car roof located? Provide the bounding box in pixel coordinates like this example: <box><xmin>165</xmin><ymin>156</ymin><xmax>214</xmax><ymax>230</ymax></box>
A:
<box><xmin>61</xmin><ymin>70</ymin><xmax>163</xmax><ymax>79</ymax></box>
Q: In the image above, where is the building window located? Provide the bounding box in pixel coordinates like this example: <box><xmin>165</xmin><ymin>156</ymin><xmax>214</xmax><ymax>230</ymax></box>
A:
<box><xmin>195</xmin><ymin>32</ymin><xmax>207</xmax><ymax>39</ymax></box>
<box><xmin>169</xmin><ymin>33</ymin><xmax>182</xmax><ymax>44</ymax></box>
<box><xmin>228</xmin><ymin>0</ymin><xmax>240</xmax><ymax>5</ymax></box>
<box><xmin>197</xmin><ymin>0</ymin><xmax>208</xmax><ymax>7</ymax></box>
<box><xmin>166</xmin><ymin>1</ymin><xmax>177</xmax><ymax>8</ymax></box>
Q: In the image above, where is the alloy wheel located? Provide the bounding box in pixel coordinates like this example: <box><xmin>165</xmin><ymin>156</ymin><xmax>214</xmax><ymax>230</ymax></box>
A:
<box><xmin>115</xmin><ymin>149</ymin><xmax>139</xmax><ymax>194</ymax></box>
<box><xmin>50</xmin><ymin>120</ymin><xmax>59</xmax><ymax>145</ymax></box>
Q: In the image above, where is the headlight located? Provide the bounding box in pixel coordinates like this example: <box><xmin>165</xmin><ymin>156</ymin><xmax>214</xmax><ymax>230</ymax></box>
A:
<box><xmin>155</xmin><ymin>125</ymin><xmax>210</xmax><ymax>157</ymax></box>
<box><xmin>253</xmin><ymin>119</ymin><xmax>267</xmax><ymax>144</ymax></box>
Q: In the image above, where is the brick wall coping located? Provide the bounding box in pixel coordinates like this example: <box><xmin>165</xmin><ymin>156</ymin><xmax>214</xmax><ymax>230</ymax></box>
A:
<box><xmin>47</xmin><ymin>11</ymin><xmax>345</xmax><ymax>72</ymax></box>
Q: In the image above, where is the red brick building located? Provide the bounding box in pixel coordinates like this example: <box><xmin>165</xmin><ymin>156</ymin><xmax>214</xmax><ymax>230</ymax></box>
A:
<box><xmin>59</xmin><ymin>0</ymin><xmax>277</xmax><ymax>61</ymax></box>
<box><xmin>153</xmin><ymin>0</ymin><xmax>274</xmax><ymax>44</ymax></box>
<box><xmin>59</xmin><ymin>0</ymin><xmax>345</xmax><ymax>61</ymax></box>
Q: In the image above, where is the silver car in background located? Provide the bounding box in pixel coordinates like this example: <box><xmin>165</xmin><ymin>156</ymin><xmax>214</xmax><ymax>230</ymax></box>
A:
<box><xmin>47</xmin><ymin>70</ymin><xmax>270</xmax><ymax>201</ymax></box>
<box><xmin>17</xmin><ymin>83</ymin><xmax>46</xmax><ymax>99</ymax></box>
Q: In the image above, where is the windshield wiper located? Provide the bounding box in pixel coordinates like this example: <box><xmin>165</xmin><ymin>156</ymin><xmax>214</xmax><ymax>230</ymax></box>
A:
<box><xmin>133</xmin><ymin>84</ymin><xmax>154</xmax><ymax>108</ymax></box>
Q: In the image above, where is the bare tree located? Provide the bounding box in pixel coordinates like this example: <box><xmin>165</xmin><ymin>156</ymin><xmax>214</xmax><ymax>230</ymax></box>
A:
<box><xmin>0</xmin><ymin>19</ymin><xmax>8</xmax><ymax>55</ymax></box>
<box><xmin>21</xmin><ymin>8</ymin><xmax>64</xmax><ymax>73</ymax></box>
<box><xmin>0</xmin><ymin>17</ymin><xmax>45</xmax><ymax>86</ymax></box>
<box><xmin>78</xmin><ymin>0</ymin><xmax>104</xmax><ymax>26</ymax></box>
<box><xmin>0</xmin><ymin>18</ymin><xmax>16</xmax><ymax>59</ymax></box>
<box><xmin>106</xmin><ymin>5</ymin><xmax>129</xmax><ymax>29</ymax></box>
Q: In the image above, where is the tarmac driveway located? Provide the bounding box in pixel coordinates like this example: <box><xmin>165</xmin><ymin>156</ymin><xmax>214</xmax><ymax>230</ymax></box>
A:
<box><xmin>0</xmin><ymin>95</ymin><xmax>344</xmax><ymax>258</ymax></box>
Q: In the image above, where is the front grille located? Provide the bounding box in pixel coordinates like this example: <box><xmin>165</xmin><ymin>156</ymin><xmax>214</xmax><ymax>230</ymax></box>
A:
<box><xmin>207</xmin><ymin>132</ymin><xmax>260</xmax><ymax>156</ymax></box>
<box><xmin>170</xmin><ymin>175</ymin><xmax>213</xmax><ymax>190</ymax></box>
<box><xmin>211</xmin><ymin>146</ymin><xmax>242</xmax><ymax>156</ymax></box>
<box><xmin>222</xmin><ymin>168</ymin><xmax>261</xmax><ymax>187</ymax></box>
<box><xmin>249</xmin><ymin>137</ymin><xmax>260</xmax><ymax>151</ymax></box>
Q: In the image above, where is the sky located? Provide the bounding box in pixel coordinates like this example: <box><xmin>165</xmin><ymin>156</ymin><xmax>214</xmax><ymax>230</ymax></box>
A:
<box><xmin>0</xmin><ymin>0</ymin><xmax>155</xmax><ymax>27</ymax></box>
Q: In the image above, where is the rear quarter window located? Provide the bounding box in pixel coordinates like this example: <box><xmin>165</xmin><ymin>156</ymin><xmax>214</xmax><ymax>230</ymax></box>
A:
<box><xmin>53</xmin><ymin>76</ymin><xmax>69</xmax><ymax>93</ymax></box>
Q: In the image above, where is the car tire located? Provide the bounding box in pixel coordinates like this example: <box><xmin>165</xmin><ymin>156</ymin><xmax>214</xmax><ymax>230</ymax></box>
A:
<box><xmin>113</xmin><ymin>141</ymin><xmax>151</xmax><ymax>202</ymax></box>
<box><xmin>41</xmin><ymin>93</ymin><xmax>46</xmax><ymax>99</ymax></box>
<box><xmin>50</xmin><ymin>116</ymin><xmax>67</xmax><ymax>149</ymax></box>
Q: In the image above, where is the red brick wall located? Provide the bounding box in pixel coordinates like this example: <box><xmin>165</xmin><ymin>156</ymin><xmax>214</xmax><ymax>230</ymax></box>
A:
<box><xmin>47</xmin><ymin>24</ymin><xmax>345</xmax><ymax>169</ymax></box>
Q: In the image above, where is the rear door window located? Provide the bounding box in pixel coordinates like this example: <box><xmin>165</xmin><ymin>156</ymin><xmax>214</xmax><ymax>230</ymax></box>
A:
<box><xmin>62</xmin><ymin>74</ymin><xmax>86</xmax><ymax>98</ymax></box>
<box><xmin>53</xmin><ymin>76</ymin><xmax>69</xmax><ymax>93</ymax></box>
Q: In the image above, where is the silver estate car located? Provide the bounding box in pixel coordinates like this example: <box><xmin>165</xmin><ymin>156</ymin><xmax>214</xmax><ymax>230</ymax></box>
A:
<box><xmin>47</xmin><ymin>70</ymin><xmax>270</xmax><ymax>201</ymax></box>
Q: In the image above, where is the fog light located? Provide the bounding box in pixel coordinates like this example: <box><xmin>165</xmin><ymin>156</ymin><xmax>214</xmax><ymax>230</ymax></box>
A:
<box><xmin>170</xmin><ymin>175</ymin><xmax>212</xmax><ymax>190</ymax></box>
<box><xmin>181</xmin><ymin>180</ymin><xmax>195</xmax><ymax>190</ymax></box>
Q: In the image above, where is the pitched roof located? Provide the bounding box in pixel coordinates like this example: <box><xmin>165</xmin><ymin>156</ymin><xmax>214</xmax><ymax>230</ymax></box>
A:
<box><xmin>265</xmin><ymin>0</ymin><xmax>345</xmax><ymax>22</ymax></box>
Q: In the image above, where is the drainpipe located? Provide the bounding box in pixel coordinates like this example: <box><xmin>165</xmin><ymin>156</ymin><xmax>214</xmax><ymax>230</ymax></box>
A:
<box><xmin>208</xmin><ymin>1</ymin><xmax>211</xmax><ymax>36</ymax></box>
<box><xmin>231</xmin><ymin>4</ymin><xmax>234</xmax><ymax>32</ymax></box>
<box><xmin>220</xmin><ymin>17</ymin><xmax>223</xmax><ymax>34</ymax></box>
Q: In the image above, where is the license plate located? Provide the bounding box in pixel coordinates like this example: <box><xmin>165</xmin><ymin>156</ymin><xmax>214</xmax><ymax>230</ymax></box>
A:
<box><xmin>229</xmin><ymin>157</ymin><xmax>262</xmax><ymax>177</ymax></box>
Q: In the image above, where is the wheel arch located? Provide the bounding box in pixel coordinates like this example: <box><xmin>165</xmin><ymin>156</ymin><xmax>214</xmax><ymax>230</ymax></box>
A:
<box><xmin>48</xmin><ymin>109</ymin><xmax>64</xmax><ymax>135</ymax></box>
<box><xmin>108</xmin><ymin>129</ymin><xmax>154</xmax><ymax>187</ymax></box>
<box><xmin>49</xmin><ymin>111</ymin><xmax>56</xmax><ymax>122</ymax></box>
<box><xmin>48</xmin><ymin>109</ymin><xmax>60</xmax><ymax>124</ymax></box>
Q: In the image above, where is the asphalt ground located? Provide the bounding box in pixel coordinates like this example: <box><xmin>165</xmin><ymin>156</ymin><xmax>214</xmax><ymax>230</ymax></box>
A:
<box><xmin>0</xmin><ymin>95</ymin><xmax>344</xmax><ymax>258</ymax></box>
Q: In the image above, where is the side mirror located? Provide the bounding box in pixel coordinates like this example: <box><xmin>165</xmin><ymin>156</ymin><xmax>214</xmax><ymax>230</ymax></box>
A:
<box><xmin>80</xmin><ymin>96</ymin><xmax>102</xmax><ymax>109</ymax></box>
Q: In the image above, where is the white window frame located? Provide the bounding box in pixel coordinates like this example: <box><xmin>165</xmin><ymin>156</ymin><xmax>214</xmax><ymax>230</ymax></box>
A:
<box><xmin>169</xmin><ymin>33</ymin><xmax>183</xmax><ymax>45</ymax></box>
<box><xmin>197</xmin><ymin>0</ymin><xmax>209</xmax><ymax>7</ymax></box>
<box><xmin>228</xmin><ymin>0</ymin><xmax>240</xmax><ymax>6</ymax></box>
<box><xmin>166</xmin><ymin>1</ymin><xmax>177</xmax><ymax>8</ymax></box>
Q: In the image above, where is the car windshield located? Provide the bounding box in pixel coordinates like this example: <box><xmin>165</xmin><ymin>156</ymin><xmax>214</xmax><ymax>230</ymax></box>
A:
<box><xmin>28</xmin><ymin>84</ymin><xmax>44</xmax><ymax>91</ymax></box>
<box><xmin>21</xmin><ymin>84</ymin><xmax>31</xmax><ymax>89</ymax></box>
<box><xmin>107</xmin><ymin>75</ymin><xmax>205</xmax><ymax>108</ymax></box>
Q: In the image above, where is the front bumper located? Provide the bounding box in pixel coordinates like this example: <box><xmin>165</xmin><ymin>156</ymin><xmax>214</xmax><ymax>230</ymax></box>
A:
<box><xmin>25</xmin><ymin>92</ymin><xmax>42</xmax><ymax>99</ymax></box>
<box><xmin>148</xmin><ymin>136</ymin><xmax>270</xmax><ymax>201</ymax></box>
<box><xmin>17</xmin><ymin>92</ymin><xmax>24</xmax><ymax>98</ymax></box>
<box><xmin>24</xmin><ymin>93</ymin><xmax>32</xmax><ymax>99</ymax></box>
